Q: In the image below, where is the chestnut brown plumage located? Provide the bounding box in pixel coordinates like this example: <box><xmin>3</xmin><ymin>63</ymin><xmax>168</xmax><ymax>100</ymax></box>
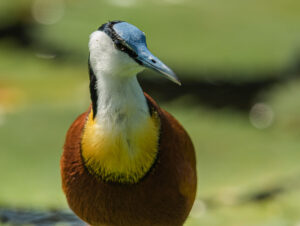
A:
<box><xmin>61</xmin><ymin>93</ymin><xmax>197</xmax><ymax>226</ymax></box>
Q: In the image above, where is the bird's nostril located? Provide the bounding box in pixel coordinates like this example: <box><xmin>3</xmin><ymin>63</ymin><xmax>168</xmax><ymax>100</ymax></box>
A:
<box><xmin>151</xmin><ymin>59</ymin><xmax>156</xmax><ymax>63</ymax></box>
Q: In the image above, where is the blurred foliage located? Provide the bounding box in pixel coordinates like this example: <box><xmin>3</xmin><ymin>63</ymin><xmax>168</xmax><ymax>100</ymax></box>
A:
<box><xmin>1</xmin><ymin>1</ymin><xmax>300</xmax><ymax>225</ymax></box>
<box><xmin>1</xmin><ymin>0</ymin><xmax>300</xmax><ymax>79</ymax></box>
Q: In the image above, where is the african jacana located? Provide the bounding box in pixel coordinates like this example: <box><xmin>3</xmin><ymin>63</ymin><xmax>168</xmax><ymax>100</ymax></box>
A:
<box><xmin>61</xmin><ymin>21</ymin><xmax>197</xmax><ymax>226</ymax></box>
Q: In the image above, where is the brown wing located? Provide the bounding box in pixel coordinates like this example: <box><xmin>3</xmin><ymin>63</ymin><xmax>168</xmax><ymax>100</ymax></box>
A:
<box><xmin>145</xmin><ymin>93</ymin><xmax>197</xmax><ymax>211</ymax></box>
<box><xmin>60</xmin><ymin>108</ymin><xmax>90</xmax><ymax>195</ymax></box>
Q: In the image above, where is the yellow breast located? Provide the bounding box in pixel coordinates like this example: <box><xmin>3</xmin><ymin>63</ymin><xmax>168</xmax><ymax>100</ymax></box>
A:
<box><xmin>81</xmin><ymin>110</ymin><xmax>160</xmax><ymax>184</ymax></box>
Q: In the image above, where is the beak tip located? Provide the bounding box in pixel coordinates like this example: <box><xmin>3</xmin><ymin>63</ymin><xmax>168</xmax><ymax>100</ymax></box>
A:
<box><xmin>175</xmin><ymin>79</ymin><xmax>182</xmax><ymax>86</ymax></box>
<box><xmin>170</xmin><ymin>73</ymin><xmax>181</xmax><ymax>86</ymax></box>
<box><xmin>164</xmin><ymin>71</ymin><xmax>181</xmax><ymax>86</ymax></box>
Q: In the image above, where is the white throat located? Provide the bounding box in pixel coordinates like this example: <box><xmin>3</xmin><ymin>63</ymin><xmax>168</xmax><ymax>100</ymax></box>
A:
<box><xmin>94</xmin><ymin>73</ymin><xmax>149</xmax><ymax>133</ymax></box>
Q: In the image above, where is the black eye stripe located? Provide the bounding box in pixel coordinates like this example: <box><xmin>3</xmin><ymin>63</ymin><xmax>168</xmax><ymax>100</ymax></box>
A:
<box><xmin>114</xmin><ymin>41</ymin><xmax>138</xmax><ymax>58</ymax></box>
<box><xmin>115</xmin><ymin>41</ymin><xmax>127</xmax><ymax>51</ymax></box>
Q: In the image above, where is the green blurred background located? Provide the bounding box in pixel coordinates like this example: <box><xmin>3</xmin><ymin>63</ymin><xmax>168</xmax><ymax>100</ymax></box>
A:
<box><xmin>1</xmin><ymin>0</ymin><xmax>300</xmax><ymax>225</ymax></box>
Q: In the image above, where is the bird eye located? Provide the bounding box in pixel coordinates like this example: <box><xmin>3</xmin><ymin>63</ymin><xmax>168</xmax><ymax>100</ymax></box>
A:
<box><xmin>115</xmin><ymin>41</ymin><xmax>128</xmax><ymax>52</ymax></box>
<box><xmin>115</xmin><ymin>42</ymin><xmax>123</xmax><ymax>49</ymax></box>
<box><xmin>114</xmin><ymin>40</ymin><xmax>138</xmax><ymax>58</ymax></box>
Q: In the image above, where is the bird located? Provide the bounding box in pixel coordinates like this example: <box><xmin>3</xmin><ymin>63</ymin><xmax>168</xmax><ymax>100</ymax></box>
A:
<box><xmin>60</xmin><ymin>21</ymin><xmax>197</xmax><ymax>226</ymax></box>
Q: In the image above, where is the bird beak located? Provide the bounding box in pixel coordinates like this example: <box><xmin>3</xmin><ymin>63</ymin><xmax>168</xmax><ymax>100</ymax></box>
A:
<box><xmin>136</xmin><ymin>48</ymin><xmax>181</xmax><ymax>85</ymax></box>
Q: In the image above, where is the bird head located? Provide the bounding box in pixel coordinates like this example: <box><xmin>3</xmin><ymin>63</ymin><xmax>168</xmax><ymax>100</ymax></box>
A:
<box><xmin>88</xmin><ymin>21</ymin><xmax>180</xmax><ymax>85</ymax></box>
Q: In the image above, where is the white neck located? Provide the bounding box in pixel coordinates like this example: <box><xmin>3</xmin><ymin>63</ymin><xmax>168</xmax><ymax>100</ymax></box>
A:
<box><xmin>93</xmin><ymin>69</ymin><xmax>149</xmax><ymax>133</ymax></box>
